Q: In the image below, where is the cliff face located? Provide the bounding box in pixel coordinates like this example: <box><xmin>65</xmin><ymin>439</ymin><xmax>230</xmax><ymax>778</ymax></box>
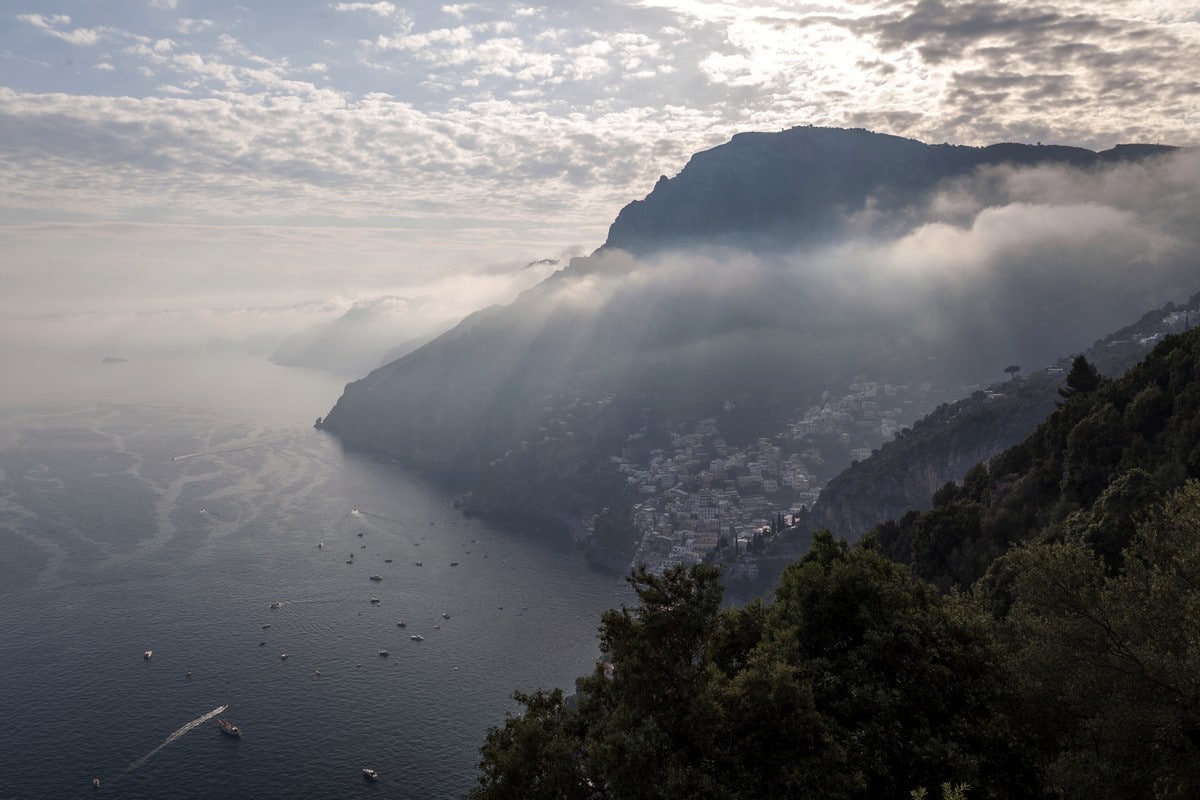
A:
<box><xmin>603</xmin><ymin>127</ymin><xmax>1165</xmax><ymax>255</ymax></box>
<box><xmin>318</xmin><ymin>127</ymin><xmax>1187</xmax><ymax>528</ymax></box>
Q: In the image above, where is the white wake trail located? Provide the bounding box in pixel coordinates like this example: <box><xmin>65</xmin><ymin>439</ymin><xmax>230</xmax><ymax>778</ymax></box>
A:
<box><xmin>123</xmin><ymin>704</ymin><xmax>228</xmax><ymax>774</ymax></box>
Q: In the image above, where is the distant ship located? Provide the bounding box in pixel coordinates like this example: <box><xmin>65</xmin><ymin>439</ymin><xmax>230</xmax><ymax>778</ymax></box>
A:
<box><xmin>369</xmin><ymin>575</ymin><xmax>382</xmax><ymax>582</ymax></box>
<box><xmin>218</xmin><ymin>719</ymin><xmax>241</xmax><ymax>737</ymax></box>
<box><xmin>143</xmin><ymin>650</ymin><xmax>153</xmax><ymax>660</ymax></box>
<box><xmin>362</xmin><ymin>767</ymin><xmax>379</xmax><ymax>781</ymax></box>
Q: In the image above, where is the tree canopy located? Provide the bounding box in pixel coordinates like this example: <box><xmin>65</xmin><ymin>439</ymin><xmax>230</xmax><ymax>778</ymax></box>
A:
<box><xmin>470</xmin><ymin>329</ymin><xmax>1200</xmax><ymax>800</ymax></box>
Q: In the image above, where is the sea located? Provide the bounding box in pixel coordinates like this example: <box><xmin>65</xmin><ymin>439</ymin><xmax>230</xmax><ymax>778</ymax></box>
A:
<box><xmin>0</xmin><ymin>347</ymin><xmax>629</xmax><ymax>800</ymax></box>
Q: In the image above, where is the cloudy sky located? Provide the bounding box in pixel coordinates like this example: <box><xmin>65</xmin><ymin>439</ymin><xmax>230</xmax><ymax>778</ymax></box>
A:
<box><xmin>3</xmin><ymin>0</ymin><xmax>1199</xmax><ymax>351</ymax></box>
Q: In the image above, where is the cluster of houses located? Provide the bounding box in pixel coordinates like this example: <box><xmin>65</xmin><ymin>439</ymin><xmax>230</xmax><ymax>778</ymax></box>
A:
<box><xmin>613</xmin><ymin>379</ymin><xmax>947</xmax><ymax>576</ymax></box>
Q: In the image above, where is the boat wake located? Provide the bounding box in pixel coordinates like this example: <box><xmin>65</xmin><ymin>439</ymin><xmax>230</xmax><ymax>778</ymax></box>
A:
<box><xmin>171</xmin><ymin>437</ymin><xmax>287</xmax><ymax>461</ymax></box>
<box><xmin>122</xmin><ymin>704</ymin><xmax>228</xmax><ymax>775</ymax></box>
<box><xmin>355</xmin><ymin>508</ymin><xmax>403</xmax><ymax>525</ymax></box>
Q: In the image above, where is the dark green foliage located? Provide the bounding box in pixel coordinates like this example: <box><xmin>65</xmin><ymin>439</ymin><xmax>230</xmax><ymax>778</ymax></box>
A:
<box><xmin>995</xmin><ymin>481</ymin><xmax>1200</xmax><ymax>800</ymax></box>
<box><xmin>1058</xmin><ymin>354</ymin><xmax>1102</xmax><ymax>399</ymax></box>
<box><xmin>877</xmin><ymin>329</ymin><xmax>1200</xmax><ymax>587</ymax></box>
<box><xmin>471</xmin><ymin>328</ymin><xmax>1200</xmax><ymax>800</ymax></box>
<box><xmin>469</xmin><ymin>543</ymin><xmax>1033</xmax><ymax>800</ymax></box>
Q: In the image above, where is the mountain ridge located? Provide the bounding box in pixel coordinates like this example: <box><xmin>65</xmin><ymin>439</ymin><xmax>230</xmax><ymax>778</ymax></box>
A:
<box><xmin>317</xmin><ymin>127</ymin><xmax>1194</xmax><ymax>552</ymax></box>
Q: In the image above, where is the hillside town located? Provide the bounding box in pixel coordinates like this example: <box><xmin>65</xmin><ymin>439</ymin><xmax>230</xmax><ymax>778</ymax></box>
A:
<box><xmin>611</xmin><ymin>378</ymin><xmax>948</xmax><ymax>578</ymax></box>
<box><xmin>603</xmin><ymin>307</ymin><xmax>1199</xmax><ymax>578</ymax></box>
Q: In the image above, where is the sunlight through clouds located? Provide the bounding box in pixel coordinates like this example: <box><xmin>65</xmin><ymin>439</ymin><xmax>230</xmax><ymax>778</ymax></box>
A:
<box><xmin>1</xmin><ymin>0</ymin><xmax>1197</xmax><ymax>347</ymax></box>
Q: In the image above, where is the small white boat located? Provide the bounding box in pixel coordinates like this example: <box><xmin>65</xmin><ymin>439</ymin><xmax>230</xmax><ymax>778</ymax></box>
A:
<box><xmin>396</xmin><ymin>620</ymin><xmax>406</xmax><ymax>627</ymax></box>
<box><xmin>143</xmin><ymin>650</ymin><xmax>153</xmax><ymax>660</ymax></box>
<box><xmin>280</xmin><ymin>653</ymin><xmax>289</xmax><ymax>660</ymax></box>
<box><xmin>378</xmin><ymin>649</ymin><xmax>389</xmax><ymax>657</ymax></box>
<box><xmin>442</xmin><ymin>612</ymin><xmax>450</xmax><ymax>619</ymax></box>
<box><xmin>271</xmin><ymin>602</ymin><xmax>282</xmax><ymax>609</ymax></box>
<box><xmin>410</xmin><ymin>634</ymin><xmax>424</xmax><ymax>641</ymax></box>
<box><xmin>363</xmin><ymin>767</ymin><xmax>379</xmax><ymax>781</ymax></box>
<box><xmin>369</xmin><ymin>597</ymin><xmax>380</xmax><ymax>604</ymax></box>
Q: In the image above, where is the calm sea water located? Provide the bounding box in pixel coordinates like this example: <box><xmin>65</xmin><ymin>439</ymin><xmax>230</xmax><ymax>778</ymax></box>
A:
<box><xmin>0</xmin><ymin>349</ymin><xmax>628</xmax><ymax>800</ymax></box>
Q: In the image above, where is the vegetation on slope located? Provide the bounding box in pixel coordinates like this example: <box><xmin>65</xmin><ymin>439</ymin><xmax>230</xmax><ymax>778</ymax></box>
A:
<box><xmin>877</xmin><ymin>326</ymin><xmax>1200</xmax><ymax>591</ymax></box>
<box><xmin>468</xmin><ymin>327</ymin><xmax>1200</xmax><ymax>800</ymax></box>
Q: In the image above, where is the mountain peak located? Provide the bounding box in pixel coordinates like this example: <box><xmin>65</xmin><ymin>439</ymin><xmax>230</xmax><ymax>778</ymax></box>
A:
<box><xmin>602</xmin><ymin>126</ymin><xmax>1175</xmax><ymax>255</ymax></box>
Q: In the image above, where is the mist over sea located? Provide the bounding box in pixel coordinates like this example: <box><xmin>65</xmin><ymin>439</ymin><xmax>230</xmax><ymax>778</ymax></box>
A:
<box><xmin>0</xmin><ymin>348</ymin><xmax>625</xmax><ymax>800</ymax></box>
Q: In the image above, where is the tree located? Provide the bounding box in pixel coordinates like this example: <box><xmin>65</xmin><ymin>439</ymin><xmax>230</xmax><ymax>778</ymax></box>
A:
<box><xmin>1058</xmin><ymin>355</ymin><xmax>1102</xmax><ymax>399</ymax></box>
<box><xmin>1004</xmin><ymin>364</ymin><xmax>1021</xmax><ymax>381</ymax></box>
<box><xmin>999</xmin><ymin>481</ymin><xmax>1200</xmax><ymax>799</ymax></box>
<box><xmin>470</xmin><ymin>546</ymin><xmax>1034</xmax><ymax>800</ymax></box>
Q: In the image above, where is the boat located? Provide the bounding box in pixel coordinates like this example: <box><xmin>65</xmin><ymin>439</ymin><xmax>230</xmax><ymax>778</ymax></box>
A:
<box><xmin>396</xmin><ymin>620</ymin><xmax>406</xmax><ymax>627</ymax></box>
<box><xmin>280</xmin><ymin>653</ymin><xmax>289</xmax><ymax>660</ymax></box>
<box><xmin>346</xmin><ymin>559</ymin><xmax>354</xmax><ymax>564</ymax></box>
<box><xmin>92</xmin><ymin>778</ymin><xmax>100</xmax><ymax>789</ymax></box>
<box><xmin>384</xmin><ymin>558</ymin><xmax>393</xmax><ymax>563</ymax></box>
<box><xmin>442</xmin><ymin>612</ymin><xmax>451</xmax><ymax>619</ymax></box>
<box><xmin>378</xmin><ymin>649</ymin><xmax>389</xmax><ymax>657</ymax></box>
<box><xmin>271</xmin><ymin>602</ymin><xmax>282</xmax><ymax>609</ymax></box>
<box><xmin>369</xmin><ymin>597</ymin><xmax>380</xmax><ymax>604</ymax></box>
<box><xmin>414</xmin><ymin>561</ymin><xmax>423</xmax><ymax>566</ymax></box>
<box><xmin>318</xmin><ymin>542</ymin><xmax>323</xmax><ymax>549</ymax></box>
<box><xmin>363</xmin><ymin>767</ymin><xmax>379</xmax><ymax>782</ymax></box>
<box><xmin>369</xmin><ymin>575</ymin><xmax>382</xmax><ymax>581</ymax></box>
<box><xmin>262</xmin><ymin>623</ymin><xmax>271</xmax><ymax>629</ymax></box>
<box><xmin>357</xmin><ymin>532</ymin><xmax>363</xmax><ymax>537</ymax></box>
<box><xmin>450</xmin><ymin>562</ymin><xmax>459</xmax><ymax>567</ymax></box>
<box><xmin>410</xmin><ymin>634</ymin><xmax>424</xmax><ymax>641</ymax></box>
<box><xmin>143</xmin><ymin>650</ymin><xmax>153</xmax><ymax>660</ymax></box>
<box><xmin>218</xmin><ymin>719</ymin><xmax>241</xmax><ymax>737</ymax></box>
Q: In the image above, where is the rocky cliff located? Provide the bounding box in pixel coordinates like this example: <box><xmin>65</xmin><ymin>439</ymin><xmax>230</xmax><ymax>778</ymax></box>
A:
<box><xmin>318</xmin><ymin>127</ymin><xmax>1190</xmax><ymax>535</ymax></box>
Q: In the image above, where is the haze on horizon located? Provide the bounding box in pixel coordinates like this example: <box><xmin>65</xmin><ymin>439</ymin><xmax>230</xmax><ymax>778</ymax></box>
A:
<box><xmin>2</xmin><ymin>0</ymin><xmax>1199</xmax><ymax>367</ymax></box>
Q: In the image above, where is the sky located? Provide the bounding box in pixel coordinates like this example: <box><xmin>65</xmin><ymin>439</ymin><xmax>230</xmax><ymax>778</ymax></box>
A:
<box><xmin>2</xmin><ymin>0</ymin><xmax>1199</xmax><ymax>356</ymax></box>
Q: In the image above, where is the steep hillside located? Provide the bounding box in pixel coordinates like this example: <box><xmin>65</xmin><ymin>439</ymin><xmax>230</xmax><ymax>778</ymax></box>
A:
<box><xmin>806</xmin><ymin>294</ymin><xmax>1200</xmax><ymax>540</ymax></box>
<box><xmin>318</xmin><ymin>127</ymin><xmax>1192</xmax><ymax>531</ymax></box>
<box><xmin>873</xmin><ymin>325</ymin><xmax>1200</xmax><ymax>591</ymax></box>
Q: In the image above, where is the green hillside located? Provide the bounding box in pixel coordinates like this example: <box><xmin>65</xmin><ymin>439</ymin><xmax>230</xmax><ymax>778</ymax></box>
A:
<box><xmin>467</xmin><ymin>327</ymin><xmax>1200</xmax><ymax>800</ymax></box>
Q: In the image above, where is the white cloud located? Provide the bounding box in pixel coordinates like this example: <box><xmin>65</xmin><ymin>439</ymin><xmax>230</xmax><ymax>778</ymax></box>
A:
<box><xmin>442</xmin><ymin>4</ymin><xmax>479</xmax><ymax>19</ymax></box>
<box><xmin>2</xmin><ymin>0</ymin><xmax>1199</xmax><ymax>349</ymax></box>
<box><xmin>150</xmin><ymin>0</ymin><xmax>179</xmax><ymax>9</ymax></box>
<box><xmin>17</xmin><ymin>13</ymin><xmax>101</xmax><ymax>46</ymax></box>
<box><xmin>334</xmin><ymin>1</ymin><xmax>396</xmax><ymax>16</ymax></box>
<box><xmin>176</xmin><ymin>18</ymin><xmax>215</xmax><ymax>34</ymax></box>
